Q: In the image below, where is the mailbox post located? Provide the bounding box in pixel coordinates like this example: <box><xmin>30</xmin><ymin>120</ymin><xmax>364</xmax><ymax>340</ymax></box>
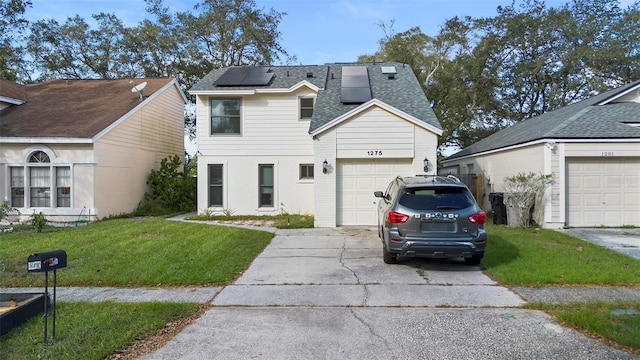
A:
<box><xmin>27</xmin><ymin>250</ymin><xmax>67</xmax><ymax>344</ymax></box>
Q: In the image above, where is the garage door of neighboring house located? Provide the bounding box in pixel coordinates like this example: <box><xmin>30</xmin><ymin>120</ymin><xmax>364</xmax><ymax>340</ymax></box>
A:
<box><xmin>566</xmin><ymin>157</ymin><xmax>640</xmax><ymax>227</ymax></box>
<box><xmin>336</xmin><ymin>159</ymin><xmax>413</xmax><ymax>226</ymax></box>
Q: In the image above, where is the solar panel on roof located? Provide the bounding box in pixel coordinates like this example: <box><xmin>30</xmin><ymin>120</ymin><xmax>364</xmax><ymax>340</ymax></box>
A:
<box><xmin>340</xmin><ymin>66</ymin><xmax>372</xmax><ymax>104</ymax></box>
<box><xmin>214</xmin><ymin>67</ymin><xmax>273</xmax><ymax>86</ymax></box>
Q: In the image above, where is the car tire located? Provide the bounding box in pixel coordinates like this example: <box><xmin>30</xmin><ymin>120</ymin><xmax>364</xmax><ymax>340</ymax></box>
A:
<box><xmin>464</xmin><ymin>255</ymin><xmax>482</xmax><ymax>266</ymax></box>
<box><xmin>383</xmin><ymin>245</ymin><xmax>398</xmax><ymax>264</ymax></box>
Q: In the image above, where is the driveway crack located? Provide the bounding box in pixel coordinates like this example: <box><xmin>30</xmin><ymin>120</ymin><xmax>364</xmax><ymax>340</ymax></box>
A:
<box><xmin>339</xmin><ymin>238</ymin><xmax>369</xmax><ymax>306</ymax></box>
<box><xmin>349</xmin><ymin>308</ymin><xmax>392</xmax><ymax>353</ymax></box>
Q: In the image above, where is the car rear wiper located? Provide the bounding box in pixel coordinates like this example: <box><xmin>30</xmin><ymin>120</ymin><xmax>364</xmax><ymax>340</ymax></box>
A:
<box><xmin>435</xmin><ymin>206</ymin><xmax>460</xmax><ymax>210</ymax></box>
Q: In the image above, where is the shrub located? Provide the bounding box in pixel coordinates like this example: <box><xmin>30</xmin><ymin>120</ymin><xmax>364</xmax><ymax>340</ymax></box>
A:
<box><xmin>504</xmin><ymin>172</ymin><xmax>552</xmax><ymax>227</ymax></box>
<box><xmin>0</xmin><ymin>201</ymin><xmax>19</xmax><ymax>221</ymax></box>
<box><xmin>30</xmin><ymin>212</ymin><xmax>47</xmax><ymax>233</ymax></box>
<box><xmin>136</xmin><ymin>155</ymin><xmax>196</xmax><ymax>215</ymax></box>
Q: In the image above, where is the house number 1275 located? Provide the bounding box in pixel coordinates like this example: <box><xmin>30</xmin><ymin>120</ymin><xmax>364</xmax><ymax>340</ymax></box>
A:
<box><xmin>367</xmin><ymin>151</ymin><xmax>383</xmax><ymax>156</ymax></box>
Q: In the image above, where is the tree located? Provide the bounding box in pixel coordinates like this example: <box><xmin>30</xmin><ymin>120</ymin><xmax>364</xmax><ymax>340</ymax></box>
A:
<box><xmin>27</xmin><ymin>13</ymin><xmax>131</xmax><ymax>80</ymax></box>
<box><xmin>0</xmin><ymin>0</ymin><xmax>32</xmax><ymax>80</ymax></box>
<box><xmin>361</xmin><ymin>0</ymin><xmax>640</xmax><ymax>154</ymax></box>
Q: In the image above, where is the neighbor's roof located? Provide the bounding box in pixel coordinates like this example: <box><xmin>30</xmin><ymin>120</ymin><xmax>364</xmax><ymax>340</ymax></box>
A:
<box><xmin>189</xmin><ymin>62</ymin><xmax>442</xmax><ymax>135</ymax></box>
<box><xmin>446</xmin><ymin>80</ymin><xmax>640</xmax><ymax>160</ymax></box>
<box><xmin>0</xmin><ymin>79</ymin><xmax>27</xmax><ymax>104</ymax></box>
<box><xmin>0</xmin><ymin>78</ymin><xmax>180</xmax><ymax>138</ymax></box>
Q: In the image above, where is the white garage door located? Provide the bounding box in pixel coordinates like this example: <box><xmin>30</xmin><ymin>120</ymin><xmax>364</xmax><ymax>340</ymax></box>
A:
<box><xmin>337</xmin><ymin>159</ymin><xmax>413</xmax><ymax>226</ymax></box>
<box><xmin>567</xmin><ymin>158</ymin><xmax>640</xmax><ymax>227</ymax></box>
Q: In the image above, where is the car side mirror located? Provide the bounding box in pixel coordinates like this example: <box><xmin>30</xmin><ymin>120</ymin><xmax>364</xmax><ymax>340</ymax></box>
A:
<box><xmin>374</xmin><ymin>191</ymin><xmax>384</xmax><ymax>198</ymax></box>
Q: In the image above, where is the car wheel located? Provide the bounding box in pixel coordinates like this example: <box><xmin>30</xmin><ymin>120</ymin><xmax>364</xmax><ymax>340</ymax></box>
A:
<box><xmin>464</xmin><ymin>255</ymin><xmax>482</xmax><ymax>266</ymax></box>
<box><xmin>383</xmin><ymin>245</ymin><xmax>397</xmax><ymax>264</ymax></box>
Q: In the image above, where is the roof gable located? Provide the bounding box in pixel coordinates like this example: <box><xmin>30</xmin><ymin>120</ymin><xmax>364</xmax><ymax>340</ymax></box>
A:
<box><xmin>309</xmin><ymin>62</ymin><xmax>440</xmax><ymax>134</ymax></box>
<box><xmin>446</xmin><ymin>80</ymin><xmax>640</xmax><ymax>160</ymax></box>
<box><xmin>0</xmin><ymin>78</ymin><xmax>182</xmax><ymax>139</ymax></box>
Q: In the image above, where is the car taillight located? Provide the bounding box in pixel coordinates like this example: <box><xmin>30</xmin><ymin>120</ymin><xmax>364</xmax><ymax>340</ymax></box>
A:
<box><xmin>468</xmin><ymin>211</ymin><xmax>486</xmax><ymax>225</ymax></box>
<box><xmin>387</xmin><ymin>211</ymin><xmax>409</xmax><ymax>224</ymax></box>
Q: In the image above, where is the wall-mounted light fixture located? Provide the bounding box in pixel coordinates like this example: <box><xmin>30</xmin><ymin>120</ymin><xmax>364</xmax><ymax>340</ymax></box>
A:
<box><xmin>322</xmin><ymin>159</ymin><xmax>329</xmax><ymax>174</ymax></box>
<box><xmin>423</xmin><ymin>157</ymin><xmax>433</xmax><ymax>173</ymax></box>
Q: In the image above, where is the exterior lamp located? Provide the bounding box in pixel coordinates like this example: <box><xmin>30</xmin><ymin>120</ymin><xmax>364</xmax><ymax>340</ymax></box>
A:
<box><xmin>322</xmin><ymin>159</ymin><xmax>329</xmax><ymax>174</ymax></box>
<box><xmin>423</xmin><ymin>157</ymin><xmax>432</xmax><ymax>173</ymax></box>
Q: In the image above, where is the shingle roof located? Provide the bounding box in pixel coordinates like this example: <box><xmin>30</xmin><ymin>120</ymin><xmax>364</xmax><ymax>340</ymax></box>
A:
<box><xmin>446</xmin><ymin>80</ymin><xmax>640</xmax><ymax>160</ymax></box>
<box><xmin>310</xmin><ymin>62</ymin><xmax>440</xmax><ymax>134</ymax></box>
<box><xmin>190</xmin><ymin>65</ymin><xmax>329</xmax><ymax>92</ymax></box>
<box><xmin>0</xmin><ymin>78</ymin><xmax>177</xmax><ymax>138</ymax></box>
<box><xmin>189</xmin><ymin>62</ymin><xmax>441</xmax><ymax>134</ymax></box>
<box><xmin>0</xmin><ymin>79</ymin><xmax>27</xmax><ymax>103</ymax></box>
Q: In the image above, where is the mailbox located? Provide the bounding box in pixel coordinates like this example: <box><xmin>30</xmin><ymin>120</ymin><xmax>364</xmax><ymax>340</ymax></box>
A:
<box><xmin>27</xmin><ymin>250</ymin><xmax>67</xmax><ymax>273</ymax></box>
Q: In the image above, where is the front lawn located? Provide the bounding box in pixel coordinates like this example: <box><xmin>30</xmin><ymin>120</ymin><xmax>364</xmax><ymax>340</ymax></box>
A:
<box><xmin>0</xmin><ymin>301</ymin><xmax>201</xmax><ymax>360</ymax></box>
<box><xmin>482</xmin><ymin>223</ymin><xmax>640</xmax><ymax>286</ymax></box>
<box><xmin>0</xmin><ymin>218</ymin><xmax>273</xmax><ymax>287</ymax></box>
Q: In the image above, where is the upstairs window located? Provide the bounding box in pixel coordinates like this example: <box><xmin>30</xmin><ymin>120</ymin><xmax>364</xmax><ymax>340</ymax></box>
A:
<box><xmin>211</xmin><ymin>98</ymin><xmax>241</xmax><ymax>134</ymax></box>
<box><xmin>300</xmin><ymin>97</ymin><xmax>314</xmax><ymax>119</ymax></box>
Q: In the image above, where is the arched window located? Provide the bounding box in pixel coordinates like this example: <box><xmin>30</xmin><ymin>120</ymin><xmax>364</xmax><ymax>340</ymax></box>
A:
<box><xmin>9</xmin><ymin>149</ymin><xmax>71</xmax><ymax>208</ymax></box>
<box><xmin>29</xmin><ymin>151</ymin><xmax>50</xmax><ymax>163</ymax></box>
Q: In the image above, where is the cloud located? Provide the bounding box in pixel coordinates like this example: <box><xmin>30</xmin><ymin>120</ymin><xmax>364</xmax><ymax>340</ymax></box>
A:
<box><xmin>339</xmin><ymin>0</ymin><xmax>386</xmax><ymax>19</ymax></box>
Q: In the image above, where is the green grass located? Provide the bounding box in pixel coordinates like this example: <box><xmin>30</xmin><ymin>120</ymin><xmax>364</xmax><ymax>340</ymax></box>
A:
<box><xmin>527</xmin><ymin>301</ymin><xmax>640</xmax><ymax>356</ymax></box>
<box><xmin>482</xmin><ymin>223</ymin><xmax>640</xmax><ymax>286</ymax></box>
<box><xmin>187</xmin><ymin>213</ymin><xmax>314</xmax><ymax>229</ymax></box>
<box><xmin>0</xmin><ymin>301</ymin><xmax>200</xmax><ymax>360</ymax></box>
<box><xmin>0</xmin><ymin>218</ymin><xmax>273</xmax><ymax>287</ymax></box>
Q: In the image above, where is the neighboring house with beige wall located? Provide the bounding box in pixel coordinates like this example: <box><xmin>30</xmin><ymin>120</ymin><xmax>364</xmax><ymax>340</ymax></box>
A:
<box><xmin>441</xmin><ymin>80</ymin><xmax>640</xmax><ymax>228</ymax></box>
<box><xmin>0</xmin><ymin>78</ymin><xmax>186</xmax><ymax>223</ymax></box>
<box><xmin>190</xmin><ymin>62</ymin><xmax>442</xmax><ymax>227</ymax></box>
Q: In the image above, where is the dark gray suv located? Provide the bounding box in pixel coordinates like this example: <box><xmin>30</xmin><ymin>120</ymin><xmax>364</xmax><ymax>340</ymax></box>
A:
<box><xmin>374</xmin><ymin>175</ymin><xmax>487</xmax><ymax>265</ymax></box>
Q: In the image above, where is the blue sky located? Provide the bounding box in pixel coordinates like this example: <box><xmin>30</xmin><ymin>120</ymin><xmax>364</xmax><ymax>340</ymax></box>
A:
<box><xmin>25</xmin><ymin>0</ymin><xmax>595</xmax><ymax>65</ymax></box>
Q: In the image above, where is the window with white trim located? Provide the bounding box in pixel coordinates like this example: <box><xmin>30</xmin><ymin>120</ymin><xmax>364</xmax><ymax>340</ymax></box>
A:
<box><xmin>211</xmin><ymin>98</ymin><xmax>241</xmax><ymax>134</ymax></box>
<box><xmin>10</xmin><ymin>167</ymin><xmax>24</xmax><ymax>207</ymax></box>
<box><xmin>208</xmin><ymin>164</ymin><xmax>223</xmax><ymax>207</ymax></box>
<box><xmin>259</xmin><ymin>164</ymin><xmax>274</xmax><ymax>207</ymax></box>
<box><xmin>299</xmin><ymin>164</ymin><xmax>314</xmax><ymax>180</ymax></box>
<box><xmin>8</xmin><ymin>151</ymin><xmax>72</xmax><ymax>208</ymax></box>
<box><xmin>299</xmin><ymin>97</ymin><xmax>314</xmax><ymax>119</ymax></box>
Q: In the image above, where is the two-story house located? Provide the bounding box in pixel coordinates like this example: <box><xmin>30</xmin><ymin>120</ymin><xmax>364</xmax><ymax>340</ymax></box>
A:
<box><xmin>189</xmin><ymin>62</ymin><xmax>442</xmax><ymax>227</ymax></box>
<box><xmin>0</xmin><ymin>78</ymin><xmax>186</xmax><ymax>223</ymax></box>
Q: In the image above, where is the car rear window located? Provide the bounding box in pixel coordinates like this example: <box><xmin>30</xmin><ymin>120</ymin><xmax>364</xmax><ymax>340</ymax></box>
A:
<box><xmin>398</xmin><ymin>187</ymin><xmax>476</xmax><ymax>211</ymax></box>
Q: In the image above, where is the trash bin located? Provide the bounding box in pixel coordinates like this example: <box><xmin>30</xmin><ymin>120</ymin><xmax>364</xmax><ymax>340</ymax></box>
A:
<box><xmin>489</xmin><ymin>192</ymin><xmax>507</xmax><ymax>225</ymax></box>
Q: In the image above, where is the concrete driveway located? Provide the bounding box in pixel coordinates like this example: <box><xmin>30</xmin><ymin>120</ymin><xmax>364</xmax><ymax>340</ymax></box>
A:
<box><xmin>142</xmin><ymin>227</ymin><xmax>634</xmax><ymax>360</ymax></box>
<box><xmin>560</xmin><ymin>227</ymin><xmax>640</xmax><ymax>259</ymax></box>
